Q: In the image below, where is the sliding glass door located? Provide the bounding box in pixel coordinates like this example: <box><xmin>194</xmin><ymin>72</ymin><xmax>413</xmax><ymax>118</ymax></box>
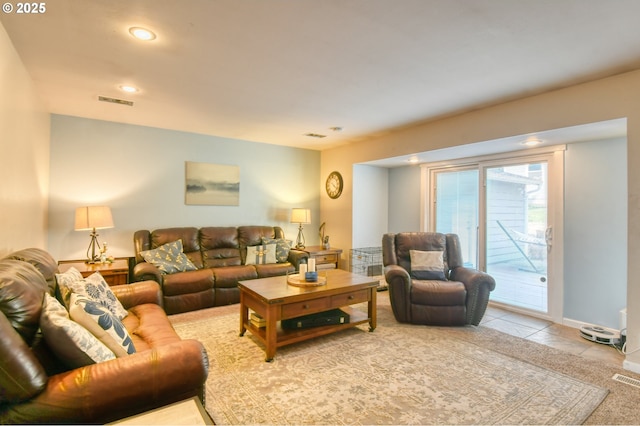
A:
<box><xmin>430</xmin><ymin>151</ymin><xmax>562</xmax><ymax>318</ymax></box>
<box><xmin>485</xmin><ymin>161</ymin><xmax>548</xmax><ymax>312</ymax></box>
<box><xmin>434</xmin><ymin>168</ymin><xmax>479</xmax><ymax>268</ymax></box>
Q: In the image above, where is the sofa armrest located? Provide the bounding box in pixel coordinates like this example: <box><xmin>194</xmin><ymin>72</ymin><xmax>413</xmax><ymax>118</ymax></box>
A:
<box><xmin>450</xmin><ymin>266</ymin><xmax>496</xmax><ymax>325</ymax></box>
<box><xmin>133</xmin><ymin>261</ymin><xmax>163</xmax><ymax>284</ymax></box>
<box><xmin>0</xmin><ymin>339</ymin><xmax>209</xmax><ymax>424</ymax></box>
<box><xmin>111</xmin><ymin>280</ymin><xmax>163</xmax><ymax>309</ymax></box>
<box><xmin>288</xmin><ymin>249</ymin><xmax>309</xmax><ymax>269</ymax></box>
<box><xmin>450</xmin><ymin>266</ymin><xmax>496</xmax><ymax>293</ymax></box>
<box><xmin>384</xmin><ymin>264</ymin><xmax>412</xmax><ymax>323</ymax></box>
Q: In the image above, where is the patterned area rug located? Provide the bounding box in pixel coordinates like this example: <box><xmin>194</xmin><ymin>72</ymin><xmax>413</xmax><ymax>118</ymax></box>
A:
<box><xmin>170</xmin><ymin>294</ymin><xmax>607</xmax><ymax>425</ymax></box>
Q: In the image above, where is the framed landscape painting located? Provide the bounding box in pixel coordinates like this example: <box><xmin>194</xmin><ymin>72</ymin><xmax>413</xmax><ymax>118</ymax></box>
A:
<box><xmin>185</xmin><ymin>161</ymin><xmax>240</xmax><ymax>206</ymax></box>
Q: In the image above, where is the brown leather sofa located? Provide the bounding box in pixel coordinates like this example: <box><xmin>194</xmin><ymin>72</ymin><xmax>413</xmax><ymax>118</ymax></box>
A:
<box><xmin>382</xmin><ymin>232</ymin><xmax>496</xmax><ymax>326</ymax></box>
<box><xmin>0</xmin><ymin>248</ymin><xmax>208</xmax><ymax>424</ymax></box>
<box><xmin>133</xmin><ymin>225</ymin><xmax>308</xmax><ymax>314</ymax></box>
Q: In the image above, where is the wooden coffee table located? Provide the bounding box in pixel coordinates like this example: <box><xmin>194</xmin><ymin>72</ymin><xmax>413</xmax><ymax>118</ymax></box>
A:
<box><xmin>239</xmin><ymin>269</ymin><xmax>378</xmax><ymax>361</ymax></box>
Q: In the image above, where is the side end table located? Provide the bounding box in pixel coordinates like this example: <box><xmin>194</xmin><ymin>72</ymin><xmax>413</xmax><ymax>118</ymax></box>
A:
<box><xmin>58</xmin><ymin>258</ymin><xmax>130</xmax><ymax>286</ymax></box>
<box><xmin>302</xmin><ymin>246</ymin><xmax>343</xmax><ymax>270</ymax></box>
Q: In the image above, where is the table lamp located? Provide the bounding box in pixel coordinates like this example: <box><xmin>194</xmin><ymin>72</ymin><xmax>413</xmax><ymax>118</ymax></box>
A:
<box><xmin>74</xmin><ymin>206</ymin><xmax>114</xmax><ymax>263</ymax></box>
<box><xmin>290</xmin><ymin>208</ymin><xmax>311</xmax><ymax>249</ymax></box>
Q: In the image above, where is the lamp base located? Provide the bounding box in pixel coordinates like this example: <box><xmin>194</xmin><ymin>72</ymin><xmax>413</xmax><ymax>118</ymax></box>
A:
<box><xmin>295</xmin><ymin>224</ymin><xmax>306</xmax><ymax>249</ymax></box>
<box><xmin>85</xmin><ymin>229</ymin><xmax>102</xmax><ymax>264</ymax></box>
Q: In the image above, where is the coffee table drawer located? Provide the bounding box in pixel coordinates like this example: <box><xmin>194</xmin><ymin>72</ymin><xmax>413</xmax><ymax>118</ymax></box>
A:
<box><xmin>282</xmin><ymin>298</ymin><xmax>330</xmax><ymax>318</ymax></box>
<box><xmin>331</xmin><ymin>289</ymin><xmax>369</xmax><ymax>307</ymax></box>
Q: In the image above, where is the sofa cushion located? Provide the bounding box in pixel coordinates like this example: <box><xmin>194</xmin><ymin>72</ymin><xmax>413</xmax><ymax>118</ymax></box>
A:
<box><xmin>162</xmin><ymin>269</ymin><xmax>214</xmax><ymax>297</ymax></box>
<box><xmin>245</xmin><ymin>244</ymin><xmax>277</xmax><ymax>265</ymax></box>
<box><xmin>0</xmin><ymin>260</ymin><xmax>48</xmax><ymax>346</ymax></box>
<box><xmin>213</xmin><ymin>265</ymin><xmax>258</xmax><ymax>288</ymax></box>
<box><xmin>410</xmin><ymin>250</ymin><xmax>447</xmax><ymax>280</ymax></box>
<box><xmin>4</xmin><ymin>248</ymin><xmax>59</xmax><ymax>296</ymax></box>
<box><xmin>56</xmin><ymin>268</ymin><xmax>128</xmax><ymax>320</ymax></box>
<box><xmin>140</xmin><ymin>239</ymin><xmax>198</xmax><ymax>274</ymax></box>
<box><xmin>262</xmin><ymin>237</ymin><xmax>291</xmax><ymax>263</ymax></box>
<box><xmin>0</xmin><ymin>311</ymin><xmax>48</xmax><ymax>404</ymax></box>
<box><xmin>411</xmin><ymin>280</ymin><xmax>466</xmax><ymax>306</ymax></box>
<box><xmin>122</xmin><ymin>303</ymin><xmax>183</xmax><ymax>351</ymax></box>
<box><xmin>255</xmin><ymin>262</ymin><xmax>295</xmax><ymax>278</ymax></box>
<box><xmin>69</xmin><ymin>293</ymin><xmax>136</xmax><ymax>357</ymax></box>
<box><xmin>151</xmin><ymin>227</ymin><xmax>203</xmax><ymax>268</ymax></box>
<box><xmin>200</xmin><ymin>227</ymin><xmax>241</xmax><ymax>268</ymax></box>
<box><xmin>40</xmin><ymin>293</ymin><xmax>116</xmax><ymax>368</ymax></box>
<box><xmin>238</xmin><ymin>226</ymin><xmax>278</xmax><ymax>248</ymax></box>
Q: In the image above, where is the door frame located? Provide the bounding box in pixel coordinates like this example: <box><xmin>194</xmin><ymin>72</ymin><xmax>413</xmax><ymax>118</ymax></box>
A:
<box><xmin>421</xmin><ymin>145</ymin><xmax>565</xmax><ymax>322</ymax></box>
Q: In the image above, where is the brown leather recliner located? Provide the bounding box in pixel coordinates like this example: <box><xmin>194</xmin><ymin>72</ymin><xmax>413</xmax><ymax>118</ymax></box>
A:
<box><xmin>0</xmin><ymin>248</ymin><xmax>209</xmax><ymax>424</ymax></box>
<box><xmin>382</xmin><ymin>232</ymin><xmax>496</xmax><ymax>326</ymax></box>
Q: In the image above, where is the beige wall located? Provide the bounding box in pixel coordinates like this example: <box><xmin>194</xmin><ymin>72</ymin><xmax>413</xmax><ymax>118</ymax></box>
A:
<box><xmin>321</xmin><ymin>69</ymin><xmax>640</xmax><ymax>369</ymax></box>
<box><xmin>0</xmin><ymin>23</ymin><xmax>50</xmax><ymax>256</ymax></box>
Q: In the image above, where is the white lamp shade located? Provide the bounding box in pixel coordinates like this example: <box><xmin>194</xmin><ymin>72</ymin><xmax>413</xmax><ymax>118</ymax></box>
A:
<box><xmin>74</xmin><ymin>206</ymin><xmax>114</xmax><ymax>230</ymax></box>
<box><xmin>290</xmin><ymin>208</ymin><xmax>311</xmax><ymax>224</ymax></box>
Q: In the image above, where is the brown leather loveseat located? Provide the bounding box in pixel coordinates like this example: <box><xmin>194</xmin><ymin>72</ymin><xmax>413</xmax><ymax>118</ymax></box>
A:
<box><xmin>0</xmin><ymin>248</ymin><xmax>208</xmax><ymax>424</ymax></box>
<box><xmin>133</xmin><ymin>225</ymin><xmax>308</xmax><ymax>314</ymax></box>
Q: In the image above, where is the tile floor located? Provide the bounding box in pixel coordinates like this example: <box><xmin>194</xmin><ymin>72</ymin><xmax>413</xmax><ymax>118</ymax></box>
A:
<box><xmin>482</xmin><ymin>304</ymin><xmax>624</xmax><ymax>367</ymax></box>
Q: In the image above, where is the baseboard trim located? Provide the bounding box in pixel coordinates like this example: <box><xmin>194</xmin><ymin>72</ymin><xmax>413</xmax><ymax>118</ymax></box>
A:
<box><xmin>562</xmin><ymin>317</ymin><xmax>620</xmax><ymax>335</ymax></box>
<box><xmin>623</xmin><ymin>359</ymin><xmax>640</xmax><ymax>374</ymax></box>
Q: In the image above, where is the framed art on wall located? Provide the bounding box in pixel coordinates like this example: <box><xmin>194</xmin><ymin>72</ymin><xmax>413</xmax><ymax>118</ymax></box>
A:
<box><xmin>185</xmin><ymin>161</ymin><xmax>240</xmax><ymax>206</ymax></box>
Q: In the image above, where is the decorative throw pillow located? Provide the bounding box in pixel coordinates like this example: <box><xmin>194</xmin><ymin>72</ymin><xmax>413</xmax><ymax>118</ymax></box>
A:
<box><xmin>56</xmin><ymin>269</ymin><xmax>128</xmax><ymax>321</ymax></box>
<box><xmin>245</xmin><ymin>244</ymin><xmax>277</xmax><ymax>265</ymax></box>
<box><xmin>40</xmin><ymin>294</ymin><xmax>116</xmax><ymax>368</ymax></box>
<box><xmin>69</xmin><ymin>293</ymin><xmax>136</xmax><ymax>357</ymax></box>
<box><xmin>140</xmin><ymin>239</ymin><xmax>198</xmax><ymax>274</ymax></box>
<box><xmin>55</xmin><ymin>267</ymin><xmax>84</xmax><ymax>307</ymax></box>
<box><xmin>262</xmin><ymin>237</ymin><xmax>291</xmax><ymax>263</ymax></box>
<box><xmin>410</xmin><ymin>250</ymin><xmax>447</xmax><ymax>280</ymax></box>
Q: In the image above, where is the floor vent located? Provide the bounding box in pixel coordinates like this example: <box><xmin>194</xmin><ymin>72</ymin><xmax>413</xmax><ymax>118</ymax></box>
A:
<box><xmin>612</xmin><ymin>373</ymin><xmax>640</xmax><ymax>388</ymax></box>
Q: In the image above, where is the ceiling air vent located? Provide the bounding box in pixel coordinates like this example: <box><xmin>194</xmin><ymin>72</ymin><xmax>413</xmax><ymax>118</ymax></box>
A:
<box><xmin>98</xmin><ymin>96</ymin><xmax>134</xmax><ymax>106</ymax></box>
<box><xmin>304</xmin><ymin>133</ymin><xmax>326</xmax><ymax>138</ymax></box>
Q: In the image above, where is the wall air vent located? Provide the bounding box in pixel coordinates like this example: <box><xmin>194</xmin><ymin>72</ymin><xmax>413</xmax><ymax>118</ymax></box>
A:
<box><xmin>98</xmin><ymin>96</ymin><xmax>134</xmax><ymax>106</ymax></box>
<box><xmin>305</xmin><ymin>133</ymin><xmax>326</xmax><ymax>138</ymax></box>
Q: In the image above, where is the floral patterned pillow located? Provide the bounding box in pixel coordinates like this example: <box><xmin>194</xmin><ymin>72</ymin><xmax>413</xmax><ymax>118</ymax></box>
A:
<box><xmin>40</xmin><ymin>293</ymin><xmax>116</xmax><ymax>368</ymax></box>
<box><xmin>69</xmin><ymin>293</ymin><xmax>136</xmax><ymax>357</ymax></box>
<box><xmin>56</xmin><ymin>268</ymin><xmax>128</xmax><ymax>320</ymax></box>
<box><xmin>140</xmin><ymin>239</ymin><xmax>198</xmax><ymax>274</ymax></box>
<box><xmin>55</xmin><ymin>267</ymin><xmax>84</xmax><ymax>307</ymax></box>
<box><xmin>261</xmin><ymin>237</ymin><xmax>291</xmax><ymax>263</ymax></box>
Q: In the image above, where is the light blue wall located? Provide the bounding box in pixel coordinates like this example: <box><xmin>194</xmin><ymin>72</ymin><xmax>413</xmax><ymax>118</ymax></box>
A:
<box><xmin>385</xmin><ymin>138</ymin><xmax>627</xmax><ymax>328</ymax></box>
<box><xmin>352</xmin><ymin>165</ymin><xmax>388</xmax><ymax>248</ymax></box>
<box><xmin>48</xmin><ymin>115</ymin><xmax>320</xmax><ymax>260</ymax></box>
<box><xmin>564</xmin><ymin>137</ymin><xmax>627</xmax><ymax>328</ymax></box>
<box><xmin>388</xmin><ymin>165</ymin><xmax>421</xmax><ymax>233</ymax></box>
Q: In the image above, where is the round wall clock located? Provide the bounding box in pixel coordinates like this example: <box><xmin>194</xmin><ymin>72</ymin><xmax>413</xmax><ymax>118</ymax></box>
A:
<box><xmin>325</xmin><ymin>171</ymin><xmax>343</xmax><ymax>199</ymax></box>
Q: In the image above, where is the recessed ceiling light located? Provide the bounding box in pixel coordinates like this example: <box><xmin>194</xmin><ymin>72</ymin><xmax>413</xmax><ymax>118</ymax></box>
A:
<box><xmin>521</xmin><ymin>139</ymin><xmax>543</xmax><ymax>147</ymax></box>
<box><xmin>119</xmin><ymin>85</ymin><xmax>139</xmax><ymax>93</ymax></box>
<box><xmin>129</xmin><ymin>27</ymin><xmax>156</xmax><ymax>41</ymax></box>
<box><xmin>407</xmin><ymin>156</ymin><xmax>420</xmax><ymax>164</ymax></box>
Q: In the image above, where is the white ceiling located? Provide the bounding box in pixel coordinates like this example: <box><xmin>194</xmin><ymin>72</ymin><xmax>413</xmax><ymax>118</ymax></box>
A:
<box><xmin>2</xmin><ymin>0</ymin><xmax>640</xmax><ymax>152</ymax></box>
